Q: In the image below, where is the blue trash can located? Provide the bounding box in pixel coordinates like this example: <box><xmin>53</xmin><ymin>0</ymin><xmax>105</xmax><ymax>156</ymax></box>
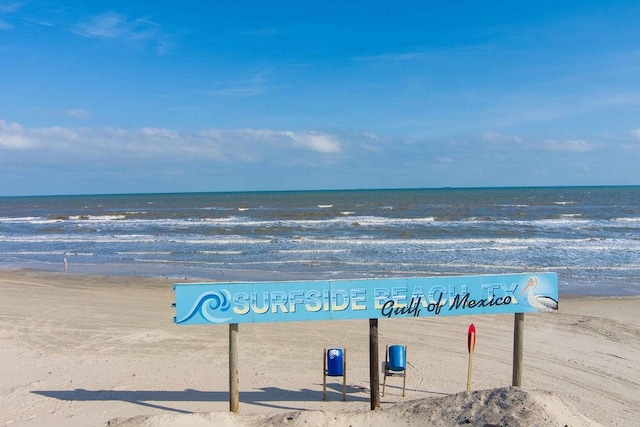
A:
<box><xmin>327</xmin><ymin>348</ymin><xmax>344</xmax><ymax>376</ymax></box>
<box><xmin>388</xmin><ymin>345</ymin><xmax>406</xmax><ymax>371</ymax></box>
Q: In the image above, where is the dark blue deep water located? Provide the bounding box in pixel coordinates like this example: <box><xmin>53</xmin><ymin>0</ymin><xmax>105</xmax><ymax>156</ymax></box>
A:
<box><xmin>1</xmin><ymin>186</ymin><xmax>639</xmax><ymax>295</ymax></box>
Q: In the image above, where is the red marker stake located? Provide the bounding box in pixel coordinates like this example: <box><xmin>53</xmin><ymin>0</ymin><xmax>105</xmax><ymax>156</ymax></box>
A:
<box><xmin>467</xmin><ymin>323</ymin><xmax>476</xmax><ymax>392</ymax></box>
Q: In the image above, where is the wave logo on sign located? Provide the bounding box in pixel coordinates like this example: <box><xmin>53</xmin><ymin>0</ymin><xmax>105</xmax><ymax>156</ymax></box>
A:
<box><xmin>176</xmin><ymin>290</ymin><xmax>233</xmax><ymax>324</ymax></box>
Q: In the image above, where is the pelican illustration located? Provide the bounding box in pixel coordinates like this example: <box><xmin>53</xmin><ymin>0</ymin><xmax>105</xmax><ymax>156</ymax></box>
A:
<box><xmin>521</xmin><ymin>277</ymin><xmax>558</xmax><ymax>312</ymax></box>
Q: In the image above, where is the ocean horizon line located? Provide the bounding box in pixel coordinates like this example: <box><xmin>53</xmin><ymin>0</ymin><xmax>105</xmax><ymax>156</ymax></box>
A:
<box><xmin>2</xmin><ymin>183</ymin><xmax>639</xmax><ymax>199</ymax></box>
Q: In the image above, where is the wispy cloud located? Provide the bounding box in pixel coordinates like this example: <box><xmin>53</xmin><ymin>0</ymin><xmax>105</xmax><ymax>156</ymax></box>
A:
<box><xmin>482</xmin><ymin>131</ymin><xmax>597</xmax><ymax>153</ymax></box>
<box><xmin>282</xmin><ymin>131</ymin><xmax>342</xmax><ymax>154</ymax></box>
<box><xmin>623</xmin><ymin>129</ymin><xmax>640</xmax><ymax>150</ymax></box>
<box><xmin>204</xmin><ymin>76</ymin><xmax>269</xmax><ymax>98</ymax></box>
<box><xmin>206</xmin><ymin>86</ymin><xmax>266</xmax><ymax>97</ymax></box>
<box><xmin>2</xmin><ymin>119</ymin><xmax>639</xmax><ymax>193</ymax></box>
<box><xmin>0</xmin><ymin>120</ymin><xmax>34</xmax><ymax>149</ymax></box>
<box><xmin>352</xmin><ymin>44</ymin><xmax>498</xmax><ymax>63</ymax></box>
<box><xmin>7</xmin><ymin>120</ymin><xmax>636</xmax><ymax>163</ymax></box>
<box><xmin>0</xmin><ymin>121</ymin><xmax>344</xmax><ymax>162</ymax></box>
<box><xmin>437</xmin><ymin>156</ymin><xmax>454</xmax><ymax>163</ymax></box>
<box><xmin>352</xmin><ymin>51</ymin><xmax>429</xmax><ymax>62</ymax></box>
<box><xmin>74</xmin><ymin>12</ymin><xmax>147</xmax><ymax>38</ymax></box>
<box><xmin>0</xmin><ymin>1</ymin><xmax>22</xmax><ymax>30</ymax></box>
<box><xmin>482</xmin><ymin>131</ymin><xmax>524</xmax><ymax>144</ymax></box>
<box><xmin>543</xmin><ymin>139</ymin><xmax>594</xmax><ymax>153</ymax></box>
<box><xmin>73</xmin><ymin>12</ymin><xmax>172</xmax><ymax>54</ymax></box>
<box><xmin>60</xmin><ymin>109</ymin><xmax>91</xmax><ymax>119</ymax></box>
<box><xmin>243</xmin><ymin>27</ymin><xmax>281</xmax><ymax>37</ymax></box>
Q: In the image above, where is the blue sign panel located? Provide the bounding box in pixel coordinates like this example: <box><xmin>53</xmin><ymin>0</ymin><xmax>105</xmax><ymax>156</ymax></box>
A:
<box><xmin>173</xmin><ymin>273</ymin><xmax>558</xmax><ymax>325</ymax></box>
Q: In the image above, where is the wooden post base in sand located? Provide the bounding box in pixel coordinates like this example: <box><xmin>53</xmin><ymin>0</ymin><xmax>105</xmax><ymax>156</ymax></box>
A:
<box><xmin>512</xmin><ymin>313</ymin><xmax>524</xmax><ymax>387</ymax></box>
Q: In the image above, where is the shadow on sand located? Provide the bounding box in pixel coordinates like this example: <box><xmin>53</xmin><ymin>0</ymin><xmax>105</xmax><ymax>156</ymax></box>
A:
<box><xmin>32</xmin><ymin>383</ymin><xmax>370</xmax><ymax>413</ymax></box>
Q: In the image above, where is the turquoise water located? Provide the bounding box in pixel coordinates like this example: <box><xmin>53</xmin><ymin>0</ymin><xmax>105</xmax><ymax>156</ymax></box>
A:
<box><xmin>1</xmin><ymin>186</ymin><xmax>639</xmax><ymax>295</ymax></box>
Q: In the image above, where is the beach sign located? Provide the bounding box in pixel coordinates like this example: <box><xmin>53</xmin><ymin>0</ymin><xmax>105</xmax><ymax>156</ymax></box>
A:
<box><xmin>173</xmin><ymin>272</ymin><xmax>557</xmax><ymax>413</ymax></box>
<box><xmin>173</xmin><ymin>272</ymin><xmax>558</xmax><ymax>325</ymax></box>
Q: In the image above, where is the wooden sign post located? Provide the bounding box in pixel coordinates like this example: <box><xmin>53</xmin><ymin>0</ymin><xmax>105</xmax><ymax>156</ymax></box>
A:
<box><xmin>369</xmin><ymin>318</ymin><xmax>380</xmax><ymax>409</ymax></box>
<box><xmin>512</xmin><ymin>313</ymin><xmax>524</xmax><ymax>386</ymax></box>
<box><xmin>466</xmin><ymin>323</ymin><xmax>476</xmax><ymax>392</ymax></box>
<box><xmin>229</xmin><ymin>323</ymin><xmax>239</xmax><ymax>413</ymax></box>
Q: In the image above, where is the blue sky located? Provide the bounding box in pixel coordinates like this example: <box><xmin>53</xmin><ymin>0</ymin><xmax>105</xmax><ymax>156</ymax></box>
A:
<box><xmin>1</xmin><ymin>1</ymin><xmax>640</xmax><ymax>196</ymax></box>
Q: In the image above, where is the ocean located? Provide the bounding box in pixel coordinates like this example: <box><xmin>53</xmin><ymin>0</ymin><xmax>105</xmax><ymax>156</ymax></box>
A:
<box><xmin>1</xmin><ymin>186</ymin><xmax>639</xmax><ymax>296</ymax></box>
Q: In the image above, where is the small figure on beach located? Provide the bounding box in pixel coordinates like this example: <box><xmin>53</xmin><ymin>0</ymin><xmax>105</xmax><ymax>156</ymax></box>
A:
<box><xmin>63</xmin><ymin>257</ymin><xmax>68</xmax><ymax>273</ymax></box>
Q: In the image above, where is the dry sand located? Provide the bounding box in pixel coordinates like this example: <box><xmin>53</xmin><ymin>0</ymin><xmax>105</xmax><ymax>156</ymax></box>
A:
<box><xmin>1</xmin><ymin>270</ymin><xmax>639</xmax><ymax>426</ymax></box>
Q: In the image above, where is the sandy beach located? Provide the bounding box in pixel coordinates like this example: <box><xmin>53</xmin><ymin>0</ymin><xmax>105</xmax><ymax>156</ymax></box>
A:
<box><xmin>1</xmin><ymin>270</ymin><xmax>639</xmax><ymax>426</ymax></box>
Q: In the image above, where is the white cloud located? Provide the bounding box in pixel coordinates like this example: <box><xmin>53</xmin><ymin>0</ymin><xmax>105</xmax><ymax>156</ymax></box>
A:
<box><xmin>0</xmin><ymin>120</ymin><xmax>36</xmax><ymax>149</ymax></box>
<box><xmin>357</xmin><ymin>133</ymin><xmax>384</xmax><ymax>152</ymax></box>
<box><xmin>361</xmin><ymin>132</ymin><xmax>381</xmax><ymax>140</ymax></box>
<box><xmin>482</xmin><ymin>132</ymin><xmax>599</xmax><ymax>153</ymax></box>
<box><xmin>75</xmin><ymin>12</ymin><xmax>130</xmax><ymax>38</ymax></box>
<box><xmin>37</xmin><ymin>126</ymin><xmax>80</xmax><ymax>141</ymax></box>
<box><xmin>3</xmin><ymin>118</ymin><xmax>640</xmax><ymax>194</ymax></box>
<box><xmin>203</xmin><ymin>76</ymin><xmax>269</xmax><ymax>98</ymax></box>
<box><xmin>0</xmin><ymin>2</ymin><xmax>21</xmax><ymax>30</ymax></box>
<box><xmin>621</xmin><ymin>130</ymin><xmax>640</xmax><ymax>150</ymax></box>
<box><xmin>61</xmin><ymin>109</ymin><xmax>91</xmax><ymax>119</ymax></box>
<box><xmin>352</xmin><ymin>44</ymin><xmax>495</xmax><ymax>64</ymax></box>
<box><xmin>140</xmin><ymin>127</ymin><xmax>180</xmax><ymax>139</ymax></box>
<box><xmin>239</xmin><ymin>129</ymin><xmax>278</xmax><ymax>140</ymax></box>
<box><xmin>207</xmin><ymin>86</ymin><xmax>265</xmax><ymax>97</ymax></box>
<box><xmin>0</xmin><ymin>121</ymin><xmax>344</xmax><ymax>163</ymax></box>
<box><xmin>243</xmin><ymin>28</ymin><xmax>281</xmax><ymax>37</ymax></box>
<box><xmin>482</xmin><ymin>132</ymin><xmax>523</xmax><ymax>144</ymax></box>
<box><xmin>543</xmin><ymin>139</ymin><xmax>593</xmax><ymax>153</ymax></box>
<box><xmin>282</xmin><ymin>131</ymin><xmax>342</xmax><ymax>154</ymax></box>
<box><xmin>353</xmin><ymin>51</ymin><xmax>428</xmax><ymax>62</ymax></box>
<box><xmin>73</xmin><ymin>12</ymin><xmax>171</xmax><ymax>54</ymax></box>
<box><xmin>0</xmin><ymin>132</ymin><xmax>33</xmax><ymax>149</ymax></box>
